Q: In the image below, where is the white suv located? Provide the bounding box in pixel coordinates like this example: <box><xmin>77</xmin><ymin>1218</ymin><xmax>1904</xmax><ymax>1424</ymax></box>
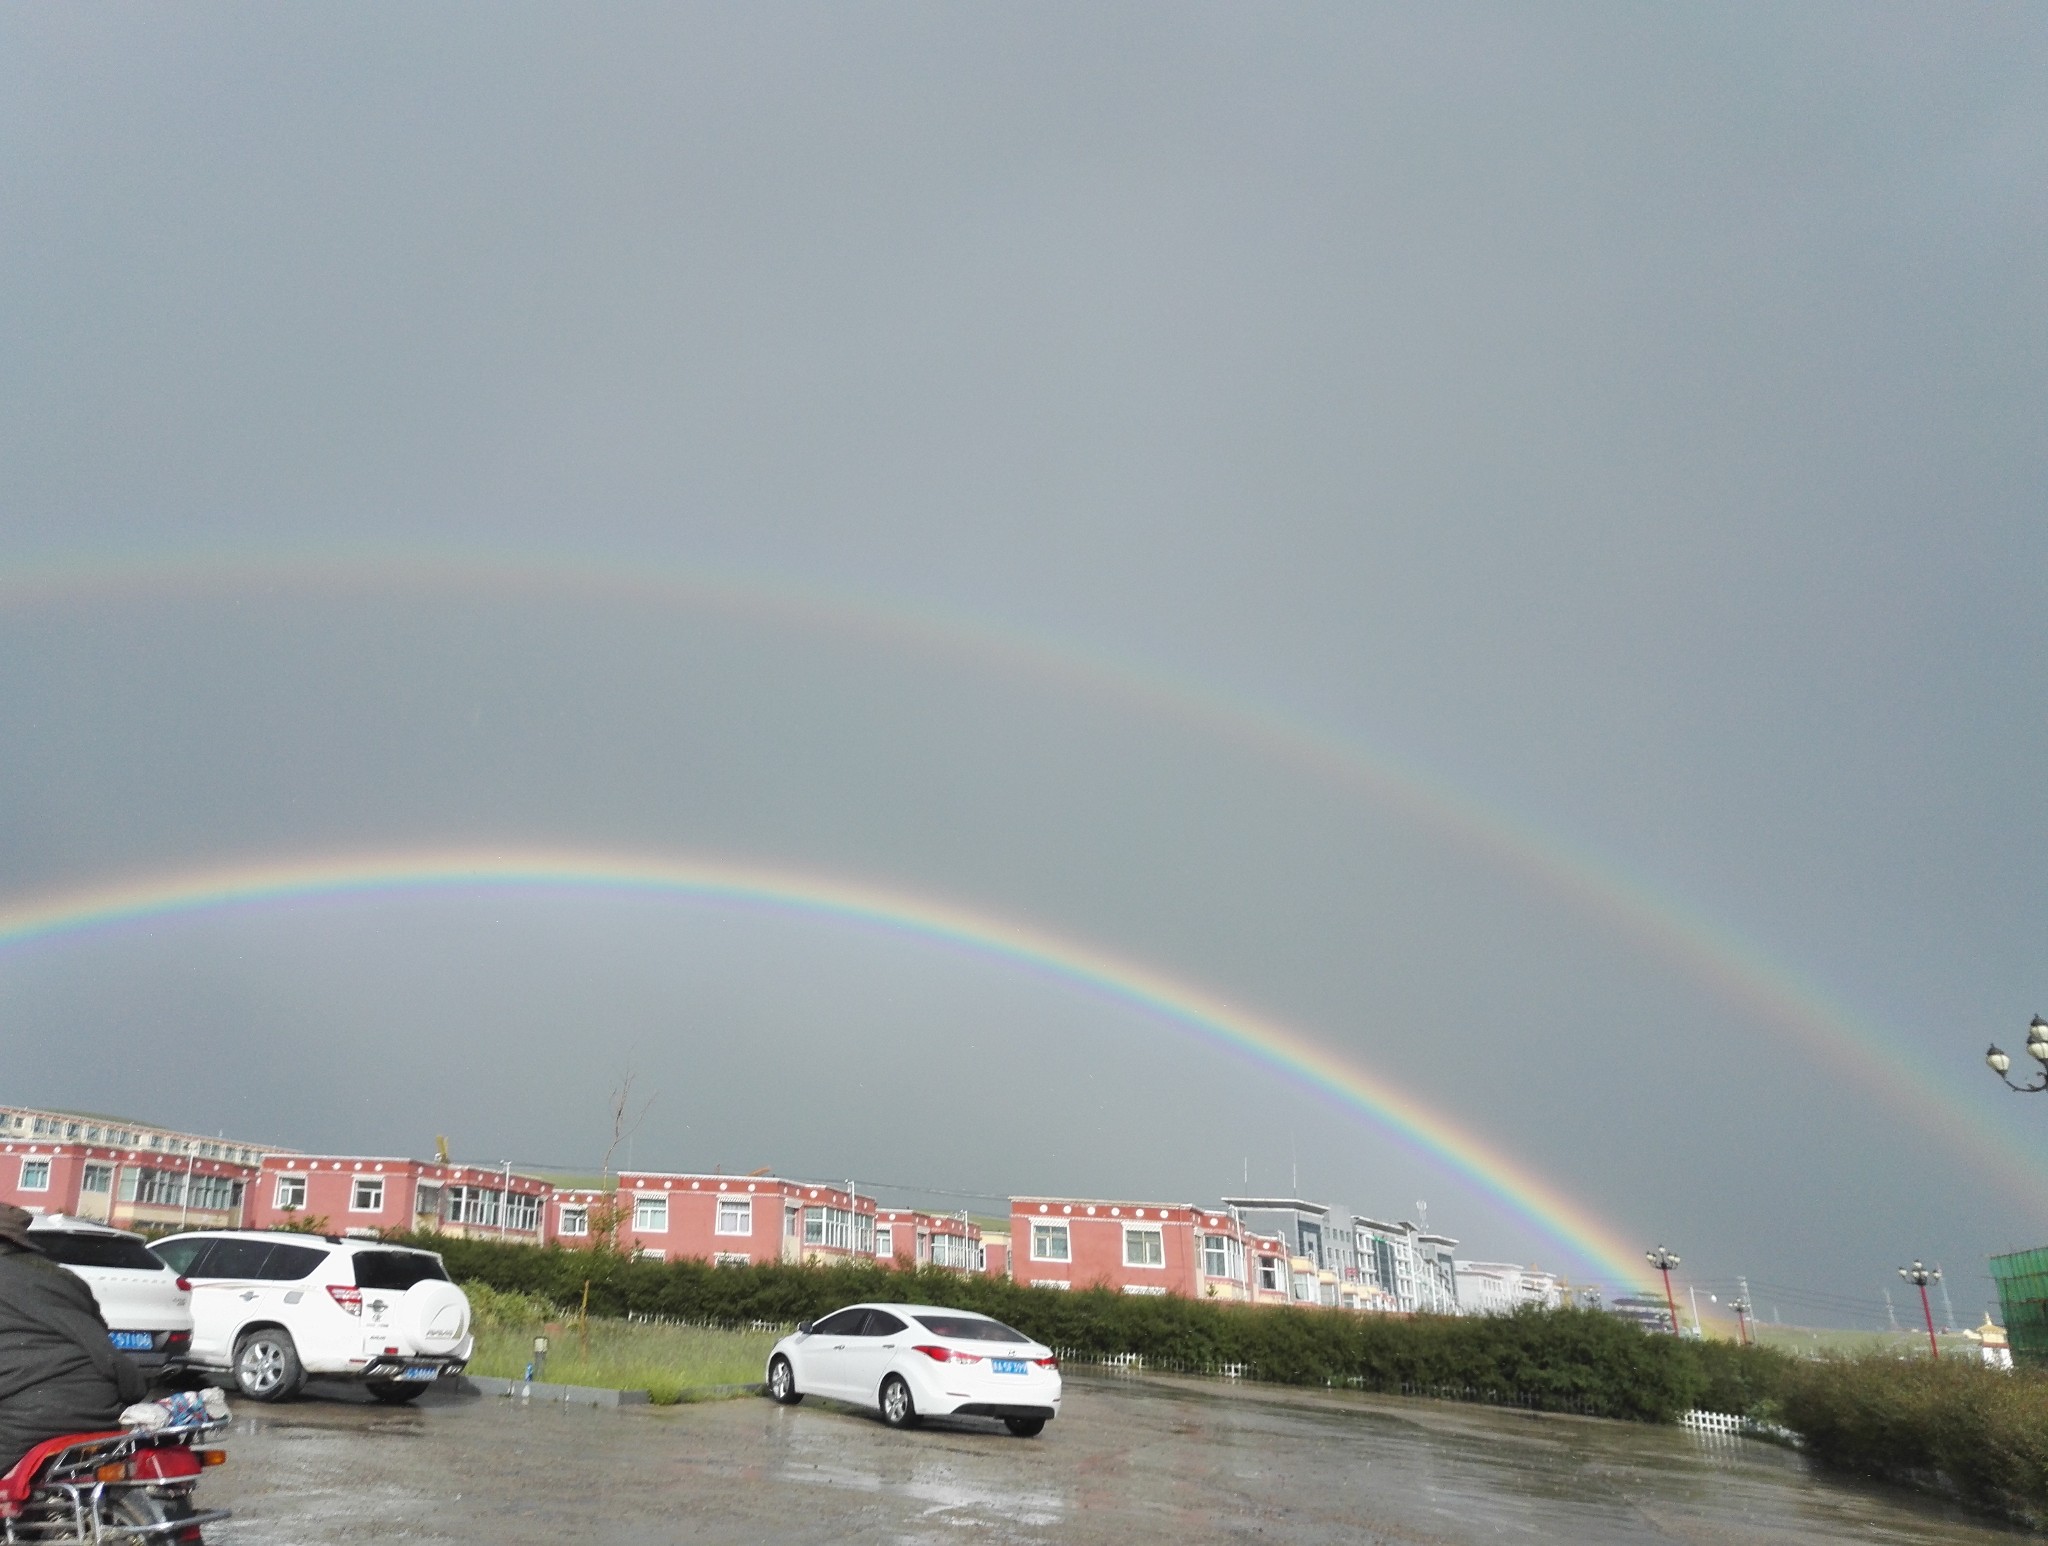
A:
<box><xmin>148</xmin><ymin>1230</ymin><xmax>473</xmax><ymax>1403</ymax></box>
<box><xmin>29</xmin><ymin>1214</ymin><xmax>194</xmax><ymax>1381</ymax></box>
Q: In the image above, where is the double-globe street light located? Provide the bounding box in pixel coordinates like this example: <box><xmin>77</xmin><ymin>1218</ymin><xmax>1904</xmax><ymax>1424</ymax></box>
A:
<box><xmin>1646</xmin><ymin>1246</ymin><xmax>1682</xmax><ymax>1336</ymax></box>
<box><xmin>1900</xmin><ymin>1261</ymin><xmax>1941</xmax><ymax>1360</ymax></box>
<box><xmin>1985</xmin><ymin>1016</ymin><xmax>2048</xmax><ymax>1092</ymax></box>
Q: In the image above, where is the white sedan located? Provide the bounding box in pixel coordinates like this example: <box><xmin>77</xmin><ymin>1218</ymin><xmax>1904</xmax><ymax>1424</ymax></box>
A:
<box><xmin>765</xmin><ymin>1303</ymin><xmax>1061</xmax><ymax>1436</ymax></box>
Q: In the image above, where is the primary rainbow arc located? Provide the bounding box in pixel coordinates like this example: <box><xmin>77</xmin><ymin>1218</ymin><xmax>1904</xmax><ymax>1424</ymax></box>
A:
<box><xmin>0</xmin><ymin>847</ymin><xmax>1657</xmax><ymax>1289</ymax></box>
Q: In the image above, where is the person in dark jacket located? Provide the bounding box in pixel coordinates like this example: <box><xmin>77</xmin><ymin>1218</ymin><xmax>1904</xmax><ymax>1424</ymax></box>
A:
<box><xmin>0</xmin><ymin>1203</ymin><xmax>149</xmax><ymax>1473</ymax></box>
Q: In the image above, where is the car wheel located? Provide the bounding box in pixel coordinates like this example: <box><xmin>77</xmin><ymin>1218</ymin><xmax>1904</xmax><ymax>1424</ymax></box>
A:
<box><xmin>365</xmin><ymin>1379</ymin><xmax>429</xmax><ymax>1405</ymax></box>
<box><xmin>233</xmin><ymin>1328</ymin><xmax>306</xmax><ymax>1402</ymax></box>
<box><xmin>1004</xmin><ymin>1416</ymin><xmax>1047</xmax><ymax>1438</ymax></box>
<box><xmin>767</xmin><ymin>1356</ymin><xmax>803</xmax><ymax>1405</ymax></box>
<box><xmin>878</xmin><ymin>1374</ymin><xmax>919</xmax><ymax>1430</ymax></box>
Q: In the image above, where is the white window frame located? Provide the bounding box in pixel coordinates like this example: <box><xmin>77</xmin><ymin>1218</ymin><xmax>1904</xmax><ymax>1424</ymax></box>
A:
<box><xmin>1122</xmin><ymin>1225</ymin><xmax>1165</xmax><ymax>1269</ymax></box>
<box><xmin>18</xmin><ymin>1158</ymin><xmax>50</xmax><ymax>1192</ymax></box>
<box><xmin>80</xmin><ymin>1162</ymin><xmax>114</xmax><ymax>1195</ymax></box>
<box><xmin>875</xmin><ymin>1225</ymin><xmax>894</xmax><ymax>1258</ymax></box>
<box><xmin>274</xmin><ymin>1174</ymin><xmax>308</xmax><ymax>1211</ymax></box>
<box><xmin>1030</xmin><ymin>1223</ymin><xmax>1070</xmax><ymax>1262</ymax></box>
<box><xmin>505</xmin><ymin>1192</ymin><xmax>542</xmax><ymax>1233</ymax></box>
<box><xmin>716</xmin><ymin>1198</ymin><xmax>752</xmax><ymax>1236</ymax></box>
<box><xmin>633</xmin><ymin>1194</ymin><xmax>669</xmax><ymax>1233</ymax></box>
<box><xmin>558</xmin><ymin>1204</ymin><xmax>589</xmax><ymax>1238</ymax></box>
<box><xmin>350</xmin><ymin>1176</ymin><xmax>385</xmax><ymax>1213</ymax></box>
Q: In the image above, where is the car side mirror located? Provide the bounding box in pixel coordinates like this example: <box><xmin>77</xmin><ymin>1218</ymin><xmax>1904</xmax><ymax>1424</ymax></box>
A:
<box><xmin>795</xmin><ymin>1320</ymin><xmax>813</xmax><ymax>1336</ymax></box>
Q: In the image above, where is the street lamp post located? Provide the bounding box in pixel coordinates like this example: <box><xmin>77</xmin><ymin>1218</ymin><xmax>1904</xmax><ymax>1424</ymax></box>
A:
<box><xmin>1985</xmin><ymin>1017</ymin><xmax>2048</xmax><ymax>1092</ymax></box>
<box><xmin>1646</xmin><ymin>1246</ymin><xmax>1682</xmax><ymax>1336</ymax></box>
<box><xmin>1900</xmin><ymin>1262</ymin><xmax>1941</xmax><ymax>1360</ymax></box>
<box><xmin>1729</xmin><ymin>1296</ymin><xmax>1753</xmax><ymax>1347</ymax></box>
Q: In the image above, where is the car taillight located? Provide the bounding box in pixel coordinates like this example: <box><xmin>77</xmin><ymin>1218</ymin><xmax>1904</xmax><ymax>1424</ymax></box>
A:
<box><xmin>165</xmin><ymin>1331</ymin><xmax>191</xmax><ymax>1350</ymax></box>
<box><xmin>911</xmin><ymin>1344</ymin><xmax>982</xmax><ymax>1365</ymax></box>
<box><xmin>1033</xmin><ymin>1356</ymin><xmax>1059</xmax><ymax>1369</ymax></box>
<box><xmin>326</xmin><ymin>1285</ymin><xmax>363</xmax><ymax>1316</ymax></box>
<box><xmin>175</xmin><ymin>1277</ymin><xmax>191</xmax><ymax>1292</ymax></box>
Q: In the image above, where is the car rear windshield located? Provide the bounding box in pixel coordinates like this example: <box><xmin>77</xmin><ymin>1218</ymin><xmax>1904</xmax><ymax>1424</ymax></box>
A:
<box><xmin>33</xmin><ymin>1233</ymin><xmax>165</xmax><ymax>1272</ymax></box>
<box><xmin>351</xmin><ymin>1250</ymin><xmax>450</xmax><ymax>1291</ymax></box>
<box><xmin>913</xmin><ymin>1315</ymin><xmax>1029</xmax><ymax>1343</ymax></box>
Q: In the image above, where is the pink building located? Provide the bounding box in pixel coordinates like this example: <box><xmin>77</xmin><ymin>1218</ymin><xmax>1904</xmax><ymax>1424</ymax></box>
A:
<box><xmin>614</xmin><ymin>1173</ymin><xmax>876</xmax><ymax>1266</ymax></box>
<box><xmin>980</xmin><ymin>1230</ymin><xmax>1011</xmax><ymax>1279</ymax></box>
<box><xmin>0</xmin><ymin>1106</ymin><xmax>266</xmax><ymax>1233</ymax></box>
<box><xmin>249</xmin><ymin>1155</ymin><xmax>550</xmax><ymax>1244</ymax></box>
<box><xmin>1010</xmin><ymin>1198</ymin><xmax>1253</xmax><ymax>1299</ymax></box>
<box><xmin>874</xmin><ymin>1209</ymin><xmax>983</xmax><ymax>1273</ymax></box>
<box><xmin>1245</xmin><ymin>1232</ymin><xmax>1294</xmax><ymax>1305</ymax></box>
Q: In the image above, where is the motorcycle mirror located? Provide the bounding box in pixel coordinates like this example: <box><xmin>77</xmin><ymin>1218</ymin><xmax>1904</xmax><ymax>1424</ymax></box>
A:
<box><xmin>795</xmin><ymin>1320</ymin><xmax>813</xmax><ymax>1336</ymax></box>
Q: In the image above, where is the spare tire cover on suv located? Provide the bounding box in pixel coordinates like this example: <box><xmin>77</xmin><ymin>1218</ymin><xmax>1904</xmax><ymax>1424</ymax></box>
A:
<box><xmin>396</xmin><ymin>1281</ymin><xmax>471</xmax><ymax>1354</ymax></box>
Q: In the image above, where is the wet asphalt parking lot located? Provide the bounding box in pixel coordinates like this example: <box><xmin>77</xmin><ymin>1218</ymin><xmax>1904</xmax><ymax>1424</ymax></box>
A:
<box><xmin>199</xmin><ymin>1371</ymin><xmax>2021</xmax><ymax>1545</ymax></box>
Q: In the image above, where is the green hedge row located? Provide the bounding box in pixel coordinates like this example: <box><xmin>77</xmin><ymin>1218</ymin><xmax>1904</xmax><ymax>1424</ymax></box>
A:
<box><xmin>1779</xmin><ymin>1354</ymin><xmax>2048</xmax><ymax>1520</ymax></box>
<box><xmin>399</xmin><ymin>1234</ymin><xmax>1791</xmax><ymax>1424</ymax></box>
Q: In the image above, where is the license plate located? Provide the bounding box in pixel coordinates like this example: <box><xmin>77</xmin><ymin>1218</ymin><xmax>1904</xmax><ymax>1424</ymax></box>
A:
<box><xmin>109</xmin><ymin>1331</ymin><xmax>154</xmax><ymax>1352</ymax></box>
<box><xmin>992</xmin><ymin>1358</ymin><xmax>1027</xmax><ymax>1376</ymax></box>
<box><xmin>398</xmin><ymin>1366</ymin><xmax>440</xmax><ymax>1382</ymax></box>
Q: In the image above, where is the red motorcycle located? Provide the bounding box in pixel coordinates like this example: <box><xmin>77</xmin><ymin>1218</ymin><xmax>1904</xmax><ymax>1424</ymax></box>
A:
<box><xmin>0</xmin><ymin>1418</ymin><xmax>228</xmax><ymax>1543</ymax></box>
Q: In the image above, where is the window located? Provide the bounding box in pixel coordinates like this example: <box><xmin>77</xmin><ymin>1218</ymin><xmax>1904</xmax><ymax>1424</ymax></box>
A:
<box><xmin>875</xmin><ymin>1225</ymin><xmax>894</xmax><ymax>1258</ymax></box>
<box><xmin>134</xmin><ymin>1169</ymin><xmax>186</xmax><ymax>1207</ymax></box>
<box><xmin>1123</xmin><ymin>1226</ymin><xmax>1164</xmax><ymax>1268</ymax></box>
<box><xmin>80</xmin><ymin>1163</ymin><xmax>114</xmax><ymax>1194</ymax></box>
<box><xmin>931</xmin><ymin>1233</ymin><xmax>977</xmax><ymax>1270</ymax></box>
<box><xmin>1202</xmin><ymin>1234</ymin><xmax>1244</xmax><ymax>1281</ymax></box>
<box><xmin>863</xmin><ymin>1310</ymin><xmax>908</xmax><ymax>1336</ymax></box>
<box><xmin>33</xmin><ymin>1232</ymin><xmax>164</xmax><ymax>1271</ymax></box>
<box><xmin>633</xmin><ymin>1194</ymin><xmax>668</xmax><ymax>1232</ymax></box>
<box><xmin>1258</xmin><ymin>1256</ymin><xmax>1281</xmax><ymax>1292</ymax></box>
<box><xmin>1030</xmin><ymin>1223</ymin><xmax>1070</xmax><ymax>1262</ymax></box>
<box><xmin>784</xmin><ymin>1205</ymin><xmax>800</xmax><ymax>1237</ymax></box>
<box><xmin>18</xmin><ymin>1159</ymin><xmax>50</xmax><ymax>1191</ymax></box>
<box><xmin>189</xmin><ymin>1175</ymin><xmax>241</xmax><ymax>1212</ymax></box>
<box><xmin>716</xmin><ymin>1199</ymin><xmax>752</xmax><ymax>1236</ymax></box>
<box><xmin>802</xmin><ymin>1206</ymin><xmax>852</xmax><ymax>1250</ymax></box>
<box><xmin>505</xmin><ymin>1192</ymin><xmax>541</xmax><ymax>1233</ymax></box>
<box><xmin>351</xmin><ymin>1177</ymin><xmax>385</xmax><ymax>1212</ymax></box>
<box><xmin>415</xmin><ymin>1184</ymin><xmax>442</xmax><ymax>1220</ymax></box>
<box><xmin>811</xmin><ymin>1308</ymin><xmax>869</xmax><ymax>1335</ymax></box>
<box><xmin>150</xmin><ymin>1237</ymin><xmax>214</xmax><ymax>1275</ymax></box>
<box><xmin>855</xmin><ymin>1212</ymin><xmax>874</xmax><ymax>1255</ymax></box>
<box><xmin>447</xmin><ymin>1185</ymin><xmax>502</xmax><ymax>1227</ymax></box>
<box><xmin>352</xmin><ymin>1250</ymin><xmax>449</xmax><ymax>1290</ymax></box>
<box><xmin>275</xmin><ymin>1175</ymin><xmax>308</xmax><ymax>1212</ymax></box>
<box><xmin>558</xmin><ymin>1205</ymin><xmax>589</xmax><ymax>1237</ymax></box>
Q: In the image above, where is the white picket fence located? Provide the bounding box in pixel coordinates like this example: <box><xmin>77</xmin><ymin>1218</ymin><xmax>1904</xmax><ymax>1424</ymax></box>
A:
<box><xmin>1679</xmin><ymin>1408</ymin><xmax>1747</xmax><ymax>1436</ymax></box>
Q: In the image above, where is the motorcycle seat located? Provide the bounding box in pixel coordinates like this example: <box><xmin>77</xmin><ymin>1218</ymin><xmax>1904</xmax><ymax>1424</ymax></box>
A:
<box><xmin>0</xmin><ymin>1431</ymin><xmax>127</xmax><ymax>1504</ymax></box>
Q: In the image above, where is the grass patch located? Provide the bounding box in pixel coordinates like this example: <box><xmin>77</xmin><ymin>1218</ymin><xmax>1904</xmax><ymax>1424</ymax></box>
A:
<box><xmin>462</xmin><ymin>1283</ymin><xmax>779</xmax><ymax>1403</ymax></box>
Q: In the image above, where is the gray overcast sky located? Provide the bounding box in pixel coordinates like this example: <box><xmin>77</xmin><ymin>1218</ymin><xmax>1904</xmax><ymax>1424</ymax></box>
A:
<box><xmin>2</xmin><ymin>4</ymin><xmax>2043</xmax><ymax>1320</ymax></box>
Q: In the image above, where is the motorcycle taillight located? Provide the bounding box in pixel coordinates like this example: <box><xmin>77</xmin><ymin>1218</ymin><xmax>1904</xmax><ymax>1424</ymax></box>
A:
<box><xmin>132</xmin><ymin>1447</ymin><xmax>202</xmax><ymax>1481</ymax></box>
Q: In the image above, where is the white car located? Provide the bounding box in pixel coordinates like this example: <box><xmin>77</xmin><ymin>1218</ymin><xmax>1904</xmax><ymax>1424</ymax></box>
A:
<box><xmin>28</xmin><ymin>1214</ymin><xmax>194</xmax><ymax>1381</ymax></box>
<box><xmin>765</xmin><ymin>1303</ymin><xmax>1061</xmax><ymax>1436</ymax></box>
<box><xmin>148</xmin><ymin>1230</ymin><xmax>473</xmax><ymax>1404</ymax></box>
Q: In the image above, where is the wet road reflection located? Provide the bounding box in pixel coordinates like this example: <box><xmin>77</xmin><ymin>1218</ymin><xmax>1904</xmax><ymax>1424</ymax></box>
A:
<box><xmin>203</xmin><ymin>1372</ymin><xmax>2023</xmax><ymax>1544</ymax></box>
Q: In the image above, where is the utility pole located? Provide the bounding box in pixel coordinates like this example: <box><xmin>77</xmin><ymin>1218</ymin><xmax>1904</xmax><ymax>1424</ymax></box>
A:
<box><xmin>1884</xmin><ymin>1288</ymin><xmax>1901</xmax><ymax>1333</ymax></box>
<box><xmin>1937</xmin><ymin>1265</ymin><xmax>1957</xmax><ymax>1333</ymax></box>
<box><xmin>1729</xmin><ymin>1296</ymin><xmax>1753</xmax><ymax>1346</ymax></box>
<box><xmin>1900</xmin><ymin>1262</ymin><xmax>1941</xmax><ymax>1359</ymax></box>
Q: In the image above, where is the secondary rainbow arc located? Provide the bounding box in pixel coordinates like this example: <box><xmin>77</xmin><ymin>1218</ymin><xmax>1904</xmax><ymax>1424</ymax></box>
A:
<box><xmin>0</xmin><ymin>542</ymin><xmax>2034</xmax><ymax>1188</ymax></box>
<box><xmin>0</xmin><ymin>847</ymin><xmax>1656</xmax><ymax>1289</ymax></box>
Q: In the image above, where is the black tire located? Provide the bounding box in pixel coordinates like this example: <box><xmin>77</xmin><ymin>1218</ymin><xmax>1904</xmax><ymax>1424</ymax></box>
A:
<box><xmin>878</xmin><ymin>1374</ymin><xmax>919</xmax><ymax>1430</ymax></box>
<box><xmin>365</xmin><ymin>1379</ymin><xmax>429</xmax><ymax>1404</ymax></box>
<box><xmin>107</xmin><ymin>1488</ymin><xmax>203</xmax><ymax>1543</ymax></box>
<box><xmin>767</xmin><ymin>1356</ymin><xmax>803</xmax><ymax>1405</ymax></box>
<box><xmin>1004</xmin><ymin>1416</ymin><xmax>1047</xmax><ymax>1437</ymax></box>
<box><xmin>233</xmin><ymin>1327</ymin><xmax>306</xmax><ymax>1402</ymax></box>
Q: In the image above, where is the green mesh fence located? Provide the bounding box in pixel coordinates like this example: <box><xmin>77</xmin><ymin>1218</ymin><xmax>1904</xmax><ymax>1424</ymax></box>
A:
<box><xmin>1989</xmin><ymin>1247</ymin><xmax>2048</xmax><ymax>1366</ymax></box>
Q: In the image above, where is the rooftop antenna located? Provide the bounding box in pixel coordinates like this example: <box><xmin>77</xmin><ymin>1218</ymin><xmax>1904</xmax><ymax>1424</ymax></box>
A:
<box><xmin>1243</xmin><ymin>1156</ymin><xmax>1249</xmax><ymax>1187</ymax></box>
<box><xmin>1290</xmin><ymin>1137</ymin><xmax>1298</xmax><ymax>1197</ymax></box>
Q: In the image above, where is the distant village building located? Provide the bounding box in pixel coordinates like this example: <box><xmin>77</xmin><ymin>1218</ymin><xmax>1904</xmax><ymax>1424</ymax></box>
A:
<box><xmin>250</xmin><ymin>1154</ymin><xmax>549</xmax><ymax>1244</ymax></box>
<box><xmin>1010</xmin><ymin>1198</ymin><xmax>1254</xmax><ymax>1299</ymax></box>
<box><xmin>875</xmin><ymin>1209</ymin><xmax>983</xmax><ymax>1273</ymax></box>
<box><xmin>612</xmin><ymin>1173</ymin><xmax>876</xmax><ymax>1266</ymax></box>
<box><xmin>0</xmin><ymin>1105</ymin><xmax>270</xmax><ymax>1233</ymax></box>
